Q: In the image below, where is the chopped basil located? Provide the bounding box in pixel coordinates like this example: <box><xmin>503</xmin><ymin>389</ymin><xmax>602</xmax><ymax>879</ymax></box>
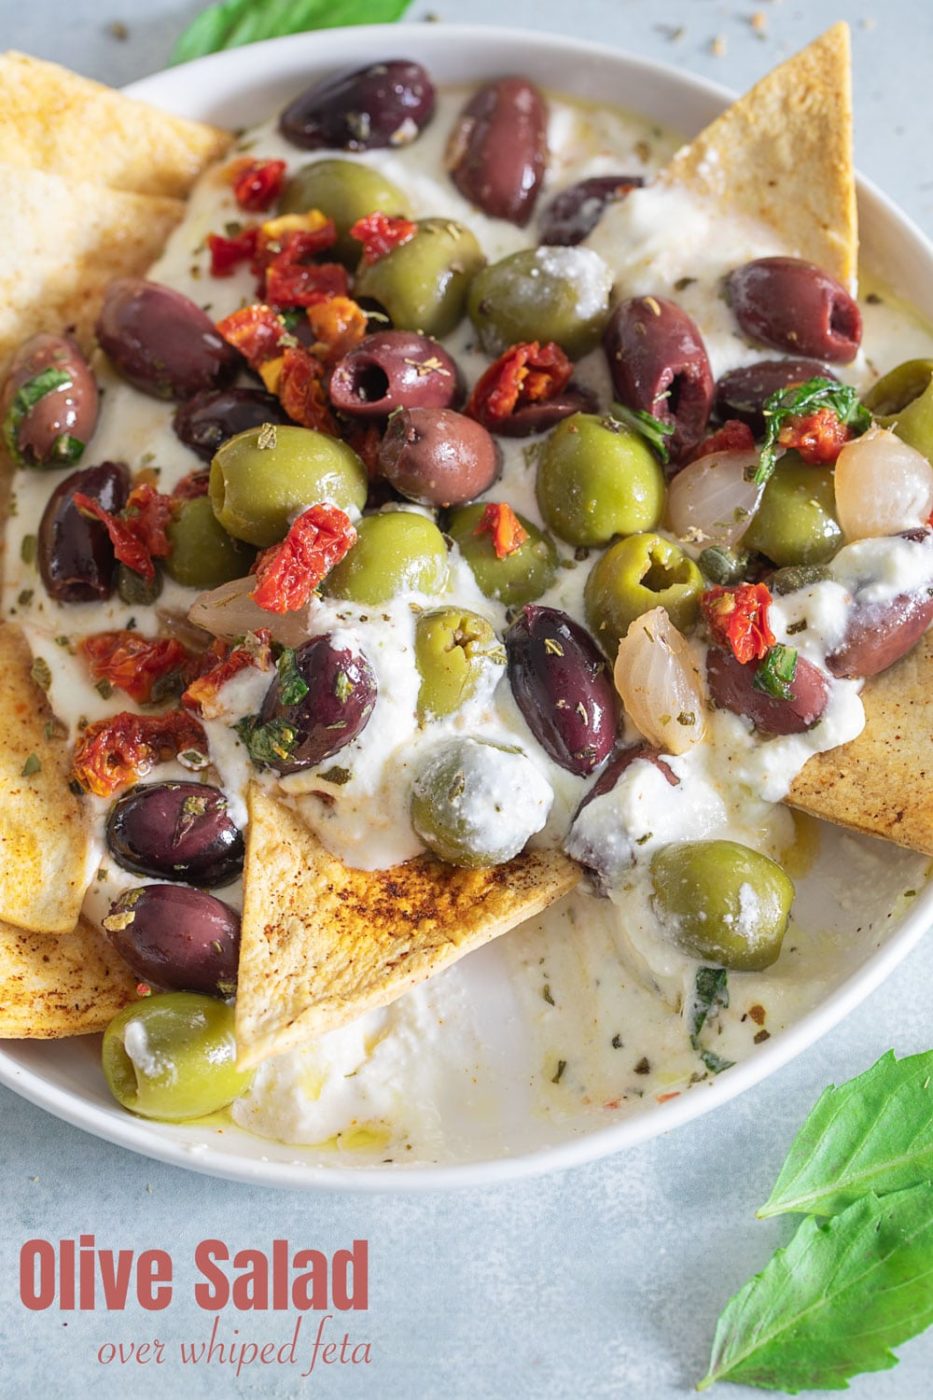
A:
<box><xmin>29</xmin><ymin>657</ymin><xmax>52</xmax><ymax>691</ymax></box>
<box><xmin>20</xmin><ymin>534</ymin><xmax>36</xmax><ymax>565</ymax></box>
<box><xmin>689</xmin><ymin>966</ymin><xmax>730</xmax><ymax>1045</ymax></box>
<box><xmin>756</xmin><ymin>377</ymin><xmax>871</xmax><ymax>485</ymax></box>
<box><xmin>21</xmin><ymin>753</ymin><xmax>42</xmax><ymax>777</ymax></box>
<box><xmin>235</xmin><ymin>714</ymin><xmax>298</xmax><ymax>768</ymax></box>
<box><xmin>698</xmin><ymin>1047</ymin><xmax>735</xmax><ymax>1075</ymax></box>
<box><xmin>276</xmin><ymin>647</ymin><xmax>310</xmax><ymax>705</ymax></box>
<box><xmin>334</xmin><ymin>669</ymin><xmax>354</xmax><ymax>703</ymax></box>
<box><xmin>2</xmin><ymin>368</ymin><xmax>73</xmax><ymax>466</ymax></box>
<box><xmin>610</xmin><ymin>400</ymin><xmax>675</xmax><ymax>465</ymax></box>
<box><xmin>318</xmin><ymin>765</ymin><xmax>352</xmax><ymax>786</ymax></box>
<box><xmin>754</xmin><ymin>644</ymin><xmax>798</xmax><ymax>701</ymax></box>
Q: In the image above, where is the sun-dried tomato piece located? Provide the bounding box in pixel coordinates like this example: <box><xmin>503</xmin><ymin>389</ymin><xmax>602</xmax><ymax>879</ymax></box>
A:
<box><xmin>251</xmin><ymin>505</ymin><xmax>356</xmax><ymax>614</ymax></box>
<box><xmin>777</xmin><ymin>406</ymin><xmax>853</xmax><ymax>465</ymax></box>
<box><xmin>172</xmin><ymin>470</ymin><xmax>211</xmax><ymax>500</ymax></box>
<box><xmin>701</xmin><ymin>582</ymin><xmax>776</xmax><ymax>665</ymax></box>
<box><xmin>474</xmin><ymin>502</ymin><xmax>529</xmax><ymax>559</ymax></box>
<box><xmin>255</xmin><ymin>211</ymin><xmax>336</xmax><ymax>267</ymax></box>
<box><xmin>265</xmin><ymin>258</ymin><xmax>349</xmax><ymax>311</ymax></box>
<box><xmin>207</xmin><ymin>226</ymin><xmax>259</xmax><ymax>277</ymax></box>
<box><xmin>349</xmin><ymin>212</ymin><xmax>417</xmax><ymax>265</ymax></box>
<box><xmin>466</xmin><ymin>341</ymin><xmax>573</xmax><ymax>429</ymax></box>
<box><xmin>306</xmin><ymin>296</ymin><xmax>368</xmax><ymax>363</ymax></box>
<box><xmin>72</xmin><ymin>482</ymin><xmax>176</xmax><ymax>583</ymax></box>
<box><xmin>687</xmin><ymin>418</ymin><xmax>757</xmax><ymax>463</ymax></box>
<box><xmin>182</xmin><ymin>630</ymin><xmax>273</xmax><ymax>718</ymax></box>
<box><xmin>277</xmin><ymin>345</ymin><xmax>337</xmax><ymax>433</ymax></box>
<box><xmin>216</xmin><ymin>304</ymin><xmax>289</xmax><ymax>370</ymax></box>
<box><xmin>80</xmin><ymin>631</ymin><xmax>196</xmax><ymax>705</ymax></box>
<box><xmin>230</xmin><ymin>158</ymin><xmax>287</xmax><ymax>213</ymax></box>
<box><xmin>73</xmin><ymin>710</ymin><xmax>208</xmax><ymax>798</ymax></box>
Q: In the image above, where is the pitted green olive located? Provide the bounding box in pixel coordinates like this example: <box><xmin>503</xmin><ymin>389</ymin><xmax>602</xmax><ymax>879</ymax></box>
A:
<box><xmin>165</xmin><ymin>495</ymin><xmax>255</xmax><ymax>589</ymax></box>
<box><xmin>279</xmin><ymin>158</ymin><xmax>412</xmax><ymax>263</ymax></box>
<box><xmin>354</xmin><ymin>219</ymin><xmax>484</xmax><ymax>338</ymax></box>
<box><xmin>536</xmin><ymin>413</ymin><xmax>665</xmax><ymax>547</ymax></box>
<box><xmin>862</xmin><ymin>358</ymin><xmax>933</xmax><ymax>464</ymax></box>
<box><xmin>651</xmin><ymin>840</ymin><xmax>794</xmax><ymax>971</ymax></box>
<box><xmin>324</xmin><ymin>511</ymin><xmax>449</xmax><ymax>604</ymax></box>
<box><xmin>743</xmin><ymin>453</ymin><xmax>841</xmax><ymax>566</ymax></box>
<box><xmin>209</xmin><ymin>424</ymin><xmax>367</xmax><ymax>547</ymax></box>
<box><xmin>585</xmin><ymin>533</ymin><xmax>703</xmax><ymax>658</ymax></box>
<box><xmin>446</xmin><ymin>504</ymin><xmax>558</xmax><ymax>605</ymax></box>
<box><xmin>415</xmin><ymin>607</ymin><xmax>505</xmax><ymax>721</ymax></box>
<box><xmin>467</xmin><ymin>246</ymin><xmax>612</xmax><ymax>359</ymax></box>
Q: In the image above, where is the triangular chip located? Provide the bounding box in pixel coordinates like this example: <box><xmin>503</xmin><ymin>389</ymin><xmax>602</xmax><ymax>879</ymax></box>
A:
<box><xmin>0</xmin><ymin>164</ymin><xmax>184</xmax><ymax>378</ymax></box>
<box><xmin>659</xmin><ymin>23</ymin><xmax>857</xmax><ymax>287</ymax></box>
<box><xmin>789</xmin><ymin>632</ymin><xmax>933</xmax><ymax>855</ymax></box>
<box><xmin>0</xmin><ymin>51</ymin><xmax>230</xmax><ymax>198</ymax></box>
<box><xmin>0</xmin><ymin>917</ymin><xmax>136</xmax><ymax>1038</ymax></box>
<box><xmin>236</xmin><ymin>787</ymin><xmax>581</xmax><ymax>1068</ymax></box>
<box><xmin>0</xmin><ymin>623</ymin><xmax>93</xmax><ymax>933</ymax></box>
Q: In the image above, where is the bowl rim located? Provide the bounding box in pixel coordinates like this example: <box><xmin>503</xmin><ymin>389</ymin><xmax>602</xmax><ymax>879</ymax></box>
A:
<box><xmin>2</xmin><ymin>22</ymin><xmax>930</xmax><ymax>1193</ymax></box>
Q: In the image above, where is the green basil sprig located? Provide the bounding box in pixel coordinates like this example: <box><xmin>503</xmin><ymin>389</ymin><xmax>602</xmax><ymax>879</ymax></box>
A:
<box><xmin>171</xmin><ymin>0</ymin><xmax>414</xmax><ymax>66</ymax></box>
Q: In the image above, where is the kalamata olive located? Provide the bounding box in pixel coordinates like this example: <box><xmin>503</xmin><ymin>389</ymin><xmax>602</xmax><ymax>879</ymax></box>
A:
<box><xmin>102</xmin><ymin>885</ymin><xmax>239</xmax><ymax>998</ymax></box>
<box><xmin>725</xmin><ymin>258</ymin><xmax>862</xmax><ymax>364</ymax></box>
<box><xmin>487</xmin><ymin>384</ymin><xmax>599</xmax><ymax>438</ymax></box>
<box><xmin>539</xmin><ymin>175</ymin><xmax>644</xmax><ymax>246</ymax></box>
<box><xmin>506</xmin><ymin>605</ymin><xmax>619</xmax><ymax>775</ymax></box>
<box><xmin>106</xmin><ymin>782</ymin><xmax>244</xmax><ymax>887</ymax></box>
<box><xmin>328</xmin><ymin>331</ymin><xmax>461</xmax><ymax>419</ymax></box>
<box><xmin>97</xmin><ymin>278</ymin><xmax>240</xmax><ymax>400</ymax></box>
<box><xmin>257</xmin><ymin>634</ymin><xmax>377</xmax><ymax>775</ymax></box>
<box><xmin>827</xmin><ymin>590</ymin><xmax>933</xmax><ymax>679</ymax></box>
<box><xmin>446</xmin><ymin>77</ymin><xmax>547</xmax><ymax>226</ymax></box>
<box><xmin>1</xmin><ymin>332</ymin><xmax>98</xmax><ymax>467</ymax></box>
<box><xmin>38</xmin><ymin>460</ymin><xmax>129</xmax><ymax>603</ymax></box>
<box><xmin>172</xmin><ymin>388</ymin><xmax>288</xmax><ymax>461</ymax></box>
<box><xmin>576</xmin><ymin>743</ymin><xmax>678</xmax><ymax>818</ymax></box>
<box><xmin>713</xmin><ymin>359</ymin><xmax>837</xmax><ymax>433</ymax></box>
<box><xmin>567</xmin><ymin>743</ymin><xmax>678</xmax><ymax>892</ymax></box>
<box><xmin>378</xmin><ymin>407</ymin><xmax>500</xmax><ymax>507</ymax></box>
<box><xmin>279</xmin><ymin>60</ymin><xmax>435</xmax><ymax>151</ymax></box>
<box><xmin>707</xmin><ymin>646</ymin><xmax>829</xmax><ymax>734</ymax></box>
<box><xmin>603</xmin><ymin>296</ymin><xmax>714</xmax><ymax>464</ymax></box>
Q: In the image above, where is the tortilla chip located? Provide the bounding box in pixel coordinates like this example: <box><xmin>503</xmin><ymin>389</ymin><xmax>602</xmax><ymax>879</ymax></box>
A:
<box><xmin>0</xmin><ymin>164</ymin><xmax>183</xmax><ymax>379</ymax></box>
<box><xmin>659</xmin><ymin>23</ymin><xmax>857</xmax><ymax>287</ymax></box>
<box><xmin>0</xmin><ymin>51</ymin><xmax>230</xmax><ymax>199</ymax></box>
<box><xmin>0</xmin><ymin>916</ymin><xmax>136</xmax><ymax>1038</ymax></box>
<box><xmin>789</xmin><ymin>633</ymin><xmax>933</xmax><ymax>855</ymax></box>
<box><xmin>0</xmin><ymin>623</ymin><xmax>92</xmax><ymax>933</ymax></box>
<box><xmin>236</xmin><ymin>787</ymin><xmax>581</xmax><ymax>1068</ymax></box>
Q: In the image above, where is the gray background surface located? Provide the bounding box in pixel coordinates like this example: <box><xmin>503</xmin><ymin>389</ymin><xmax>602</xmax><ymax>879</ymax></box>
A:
<box><xmin>1</xmin><ymin>1</ymin><xmax>931</xmax><ymax>1396</ymax></box>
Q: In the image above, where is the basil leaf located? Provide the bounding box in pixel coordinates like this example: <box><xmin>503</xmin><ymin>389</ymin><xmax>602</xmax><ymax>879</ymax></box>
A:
<box><xmin>610</xmin><ymin>401</ymin><xmax>675</xmax><ymax>466</ymax></box>
<box><xmin>759</xmin><ymin>1050</ymin><xmax>933</xmax><ymax>1220</ymax></box>
<box><xmin>234</xmin><ymin>714</ymin><xmax>297</xmax><ymax>768</ymax></box>
<box><xmin>2</xmin><ymin>368</ymin><xmax>73</xmax><ymax>467</ymax></box>
<box><xmin>756</xmin><ymin>377</ymin><xmax>871</xmax><ymax>485</ymax></box>
<box><xmin>171</xmin><ymin>0</ymin><xmax>414</xmax><ymax>66</ymax></box>
<box><xmin>753</xmin><ymin>644</ymin><xmax>798</xmax><ymax>702</ymax></box>
<box><xmin>689</xmin><ymin>966</ymin><xmax>729</xmax><ymax>1044</ymax></box>
<box><xmin>276</xmin><ymin>647</ymin><xmax>309</xmax><ymax>706</ymax></box>
<box><xmin>699</xmin><ymin>1184</ymin><xmax>933</xmax><ymax>1392</ymax></box>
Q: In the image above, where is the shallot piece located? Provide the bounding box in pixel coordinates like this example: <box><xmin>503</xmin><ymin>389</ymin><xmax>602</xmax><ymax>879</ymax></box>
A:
<box><xmin>613</xmin><ymin>607</ymin><xmax>706</xmax><ymax>756</ymax></box>
<box><xmin>667</xmin><ymin>447</ymin><xmax>764</xmax><ymax>548</ymax></box>
<box><xmin>188</xmin><ymin>576</ymin><xmax>315</xmax><ymax>649</ymax></box>
<box><xmin>834</xmin><ymin>426</ymin><xmax>933</xmax><ymax>541</ymax></box>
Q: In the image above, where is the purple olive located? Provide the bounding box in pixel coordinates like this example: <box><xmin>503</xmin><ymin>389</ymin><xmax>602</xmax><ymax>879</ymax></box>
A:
<box><xmin>603</xmin><ymin>296</ymin><xmax>714</xmax><ymax>465</ymax></box>
<box><xmin>506</xmin><ymin>605</ymin><xmax>619</xmax><ymax>775</ymax></box>
<box><xmin>539</xmin><ymin>174</ymin><xmax>644</xmax><ymax>246</ymax></box>
<box><xmin>106</xmin><ymin>782</ymin><xmax>244</xmax><ymax>887</ymax></box>
<box><xmin>172</xmin><ymin>388</ymin><xmax>288</xmax><ymax>462</ymax></box>
<box><xmin>257</xmin><ymin>634</ymin><xmax>377</xmax><ymax>775</ymax></box>
<box><xmin>379</xmin><ymin>407</ymin><xmax>500</xmax><ymax>507</ymax></box>
<box><xmin>279</xmin><ymin>59</ymin><xmax>435</xmax><ymax>151</ymax></box>
<box><xmin>1</xmin><ymin>333</ymin><xmax>98</xmax><ymax>467</ymax></box>
<box><xmin>707</xmin><ymin>646</ymin><xmax>829</xmax><ymax>734</ymax></box>
<box><xmin>713</xmin><ymin>358</ymin><xmax>838</xmax><ymax>433</ymax></box>
<box><xmin>576</xmin><ymin>744</ymin><xmax>678</xmax><ymax>821</ymax></box>
<box><xmin>725</xmin><ymin>258</ymin><xmax>862</xmax><ymax>364</ymax></box>
<box><xmin>329</xmin><ymin>331</ymin><xmax>461</xmax><ymax>420</ymax></box>
<box><xmin>96</xmin><ymin>278</ymin><xmax>240</xmax><ymax>401</ymax></box>
<box><xmin>38</xmin><ymin>460</ymin><xmax>129</xmax><ymax>603</ymax></box>
<box><xmin>567</xmin><ymin>744</ymin><xmax>678</xmax><ymax>892</ymax></box>
<box><xmin>447</xmin><ymin>77</ymin><xmax>547</xmax><ymax>226</ymax></box>
<box><xmin>102</xmin><ymin>884</ymin><xmax>240</xmax><ymax>998</ymax></box>
<box><xmin>827</xmin><ymin>589</ymin><xmax>933</xmax><ymax>680</ymax></box>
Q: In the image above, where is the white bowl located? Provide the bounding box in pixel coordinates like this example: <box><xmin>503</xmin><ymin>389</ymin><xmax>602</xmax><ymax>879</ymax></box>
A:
<box><xmin>2</xmin><ymin>24</ymin><xmax>931</xmax><ymax>1191</ymax></box>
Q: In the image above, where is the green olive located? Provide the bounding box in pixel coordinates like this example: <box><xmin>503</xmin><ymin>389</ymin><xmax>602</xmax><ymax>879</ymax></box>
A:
<box><xmin>165</xmin><ymin>495</ymin><xmax>255</xmax><ymax>589</ymax></box>
<box><xmin>101</xmin><ymin>992</ymin><xmax>252</xmax><ymax>1122</ymax></box>
<box><xmin>742</xmin><ymin>453</ymin><xmax>842</xmax><ymax>567</ymax></box>
<box><xmin>279</xmin><ymin>158</ymin><xmax>412</xmax><ymax>264</ymax></box>
<box><xmin>651</xmin><ymin>840</ymin><xmax>794</xmax><ymax>971</ymax></box>
<box><xmin>354</xmin><ymin>218</ymin><xmax>485</xmax><ymax>338</ymax></box>
<box><xmin>415</xmin><ymin>607</ymin><xmax>505</xmax><ymax>721</ymax></box>
<box><xmin>585</xmin><ymin>533</ymin><xmax>704</xmax><ymax>658</ymax></box>
<box><xmin>536</xmin><ymin>413</ymin><xmax>665</xmax><ymax>547</ymax></box>
<box><xmin>410</xmin><ymin>737</ymin><xmax>552</xmax><ymax>867</ymax></box>
<box><xmin>467</xmin><ymin>247</ymin><xmax>611</xmax><ymax>359</ymax></box>
<box><xmin>862</xmin><ymin>358</ymin><xmax>933</xmax><ymax>464</ymax></box>
<box><xmin>446</xmin><ymin>504</ymin><xmax>558</xmax><ymax>605</ymax></box>
<box><xmin>210</xmin><ymin>424</ymin><xmax>367</xmax><ymax>548</ymax></box>
<box><xmin>324</xmin><ymin>511</ymin><xmax>449</xmax><ymax>604</ymax></box>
